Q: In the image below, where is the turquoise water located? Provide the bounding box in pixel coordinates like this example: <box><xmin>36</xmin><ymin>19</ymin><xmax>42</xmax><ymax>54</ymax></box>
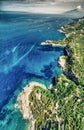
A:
<box><xmin>0</xmin><ymin>11</ymin><xmax>73</xmax><ymax>130</ymax></box>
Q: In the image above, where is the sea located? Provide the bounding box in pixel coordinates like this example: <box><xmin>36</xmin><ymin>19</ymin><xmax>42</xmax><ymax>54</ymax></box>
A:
<box><xmin>0</xmin><ymin>11</ymin><xmax>73</xmax><ymax>130</ymax></box>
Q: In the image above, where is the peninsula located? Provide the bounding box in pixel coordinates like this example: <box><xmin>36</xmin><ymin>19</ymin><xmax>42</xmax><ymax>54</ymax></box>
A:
<box><xmin>16</xmin><ymin>18</ymin><xmax>84</xmax><ymax>130</ymax></box>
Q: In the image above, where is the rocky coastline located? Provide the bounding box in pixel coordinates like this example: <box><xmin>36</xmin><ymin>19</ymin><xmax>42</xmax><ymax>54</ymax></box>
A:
<box><xmin>15</xmin><ymin>18</ymin><xmax>84</xmax><ymax>130</ymax></box>
<box><xmin>15</xmin><ymin>28</ymin><xmax>71</xmax><ymax>130</ymax></box>
<box><xmin>15</xmin><ymin>82</ymin><xmax>47</xmax><ymax>130</ymax></box>
<box><xmin>41</xmin><ymin>40</ymin><xmax>66</xmax><ymax>47</ymax></box>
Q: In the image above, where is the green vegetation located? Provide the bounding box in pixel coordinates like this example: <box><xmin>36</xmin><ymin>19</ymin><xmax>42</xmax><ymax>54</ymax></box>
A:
<box><xmin>53</xmin><ymin>18</ymin><xmax>84</xmax><ymax>85</ymax></box>
<box><xmin>53</xmin><ymin>74</ymin><xmax>84</xmax><ymax>130</ymax></box>
<box><xmin>28</xmin><ymin>18</ymin><xmax>84</xmax><ymax>130</ymax></box>
<box><xmin>29</xmin><ymin>86</ymin><xmax>55</xmax><ymax>130</ymax></box>
<box><xmin>63</xmin><ymin>18</ymin><xmax>84</xmax><ymax>86</ymax></box>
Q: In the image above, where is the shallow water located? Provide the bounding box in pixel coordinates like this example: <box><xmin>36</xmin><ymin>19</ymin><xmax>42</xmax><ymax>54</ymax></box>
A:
<box><xmin>0</xmin><ymin>12</ymin><xmax>73</xmax><ymax>130</ymax></box>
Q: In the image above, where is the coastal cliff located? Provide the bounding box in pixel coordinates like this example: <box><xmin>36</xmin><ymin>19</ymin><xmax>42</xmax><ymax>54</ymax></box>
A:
<box><xmin>16</xmin><ymin>18</ymin><xmax>84</xmax><ymax>130</ymax></box>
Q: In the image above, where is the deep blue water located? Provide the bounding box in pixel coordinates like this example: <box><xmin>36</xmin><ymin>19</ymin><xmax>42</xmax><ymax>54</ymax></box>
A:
<box><xmin>0</xmin><ymin>11</ymin><xmax>73</xmax><ymax>130</ymax></box>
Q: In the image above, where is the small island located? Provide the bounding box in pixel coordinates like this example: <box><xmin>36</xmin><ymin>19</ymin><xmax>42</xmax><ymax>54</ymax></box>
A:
<box><xmin>16</xmin><ymin>18</ymin><xmax>84</xmax><ymax>130</ymax></box>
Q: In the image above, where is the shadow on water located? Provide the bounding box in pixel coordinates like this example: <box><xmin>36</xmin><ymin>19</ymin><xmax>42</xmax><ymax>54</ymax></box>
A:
<box><xmin>38</xmin><ymin>45</ymin><xmax>64</xmax><ymax>52</ymax></box>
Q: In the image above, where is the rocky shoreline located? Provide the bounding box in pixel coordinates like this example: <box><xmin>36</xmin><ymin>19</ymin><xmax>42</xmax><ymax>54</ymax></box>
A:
<box><xmin>15</xmin><ymin>18</ymin><xmax>84</xmax><ymax>130</ymax></box>
<box><xmin>58</xmin><ymin>56</ymin><xmax>66</xmax><ymax>71</ymax></box>
<box><xmin>15</xmin><ymin>29</ymin><xmax>67</xmax><ymax>130</ymax></box>
<box><xmin>41</xmin><ymin>40</ymin><xmax>66</xmax><ymax>47</ymax></box>
<box><xmin>15</xmin><ymin>82</ymin><xmax>47</xmax><ymax>130</ymax></box>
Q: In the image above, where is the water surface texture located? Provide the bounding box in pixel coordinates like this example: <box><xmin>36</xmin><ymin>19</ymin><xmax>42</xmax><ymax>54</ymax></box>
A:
<box><xmin>0</xmin><ymin>12</ymin><xmax>73</xmax><ymax>130</ymax></box>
